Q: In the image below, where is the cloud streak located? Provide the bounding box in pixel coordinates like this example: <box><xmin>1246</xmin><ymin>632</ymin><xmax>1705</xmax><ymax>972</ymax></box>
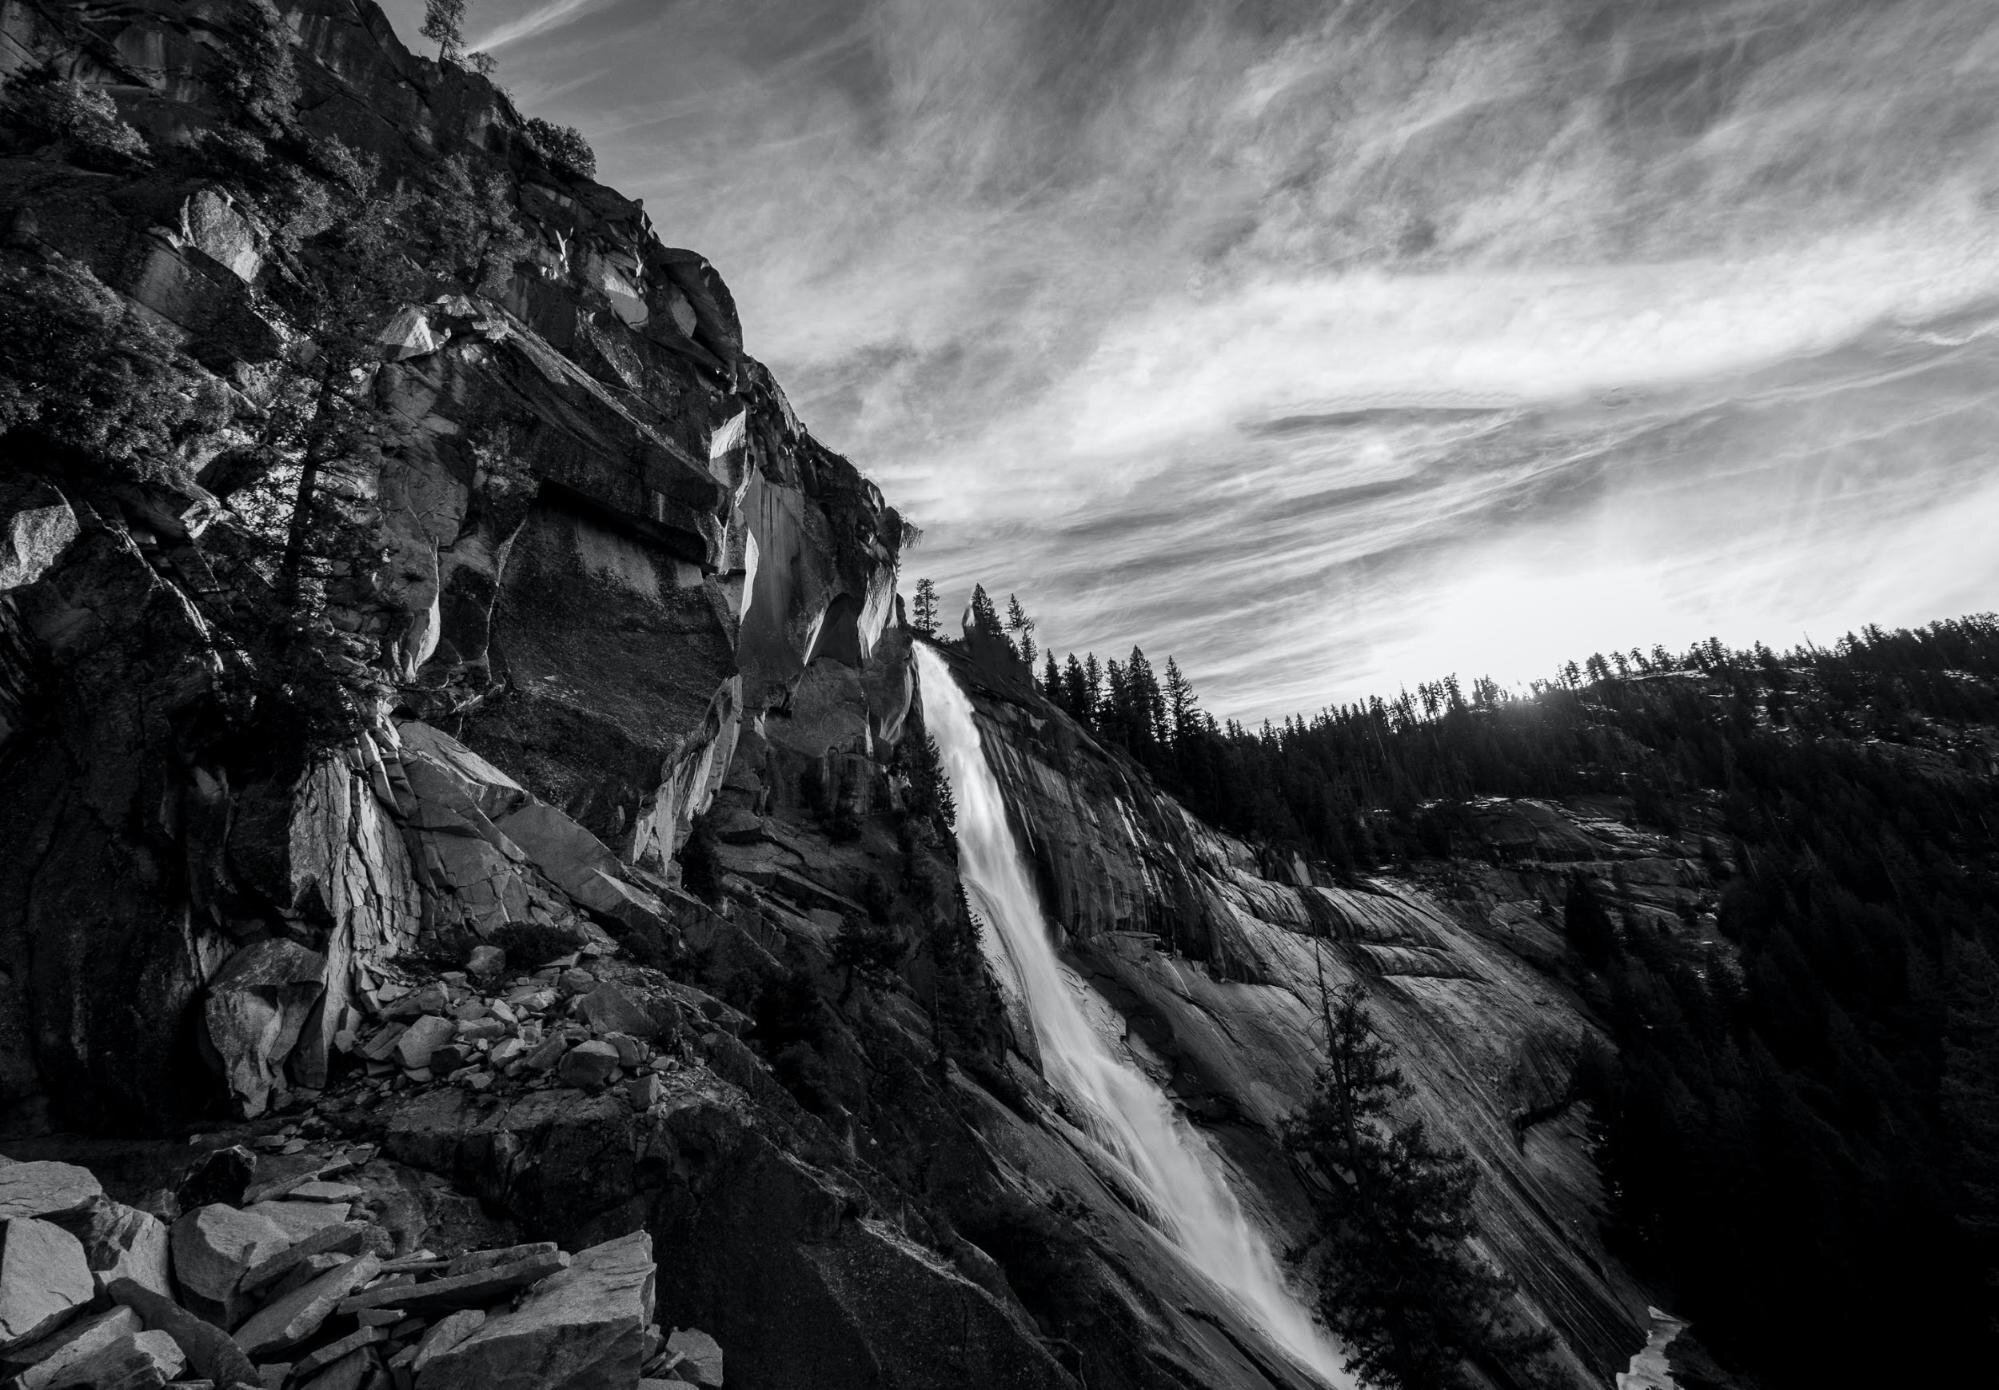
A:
<box><xmin>467</xmin><ymin>0</ymin><xmax>612</xmax><ymax>54</ymax></box>
<box><xmin>380</xmin><ymin>0</ymin><xmax>1999</xmax><ymax>719</ymax></box>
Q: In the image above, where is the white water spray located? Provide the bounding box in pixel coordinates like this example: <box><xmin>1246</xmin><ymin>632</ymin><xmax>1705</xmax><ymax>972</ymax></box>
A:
<box><xmin>915</xmin><ymin>645</ymin><xmax>1350</xmax><ymax>1388</ymax></box>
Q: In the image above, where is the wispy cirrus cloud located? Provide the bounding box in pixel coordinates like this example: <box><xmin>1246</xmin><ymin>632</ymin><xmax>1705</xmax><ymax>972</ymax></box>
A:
<box><xmin>466</xmin><ymin>0</ymin><xmax>615</xmax><ymax>54</ymax></box>
<box><xmin>379</xmin><ymin>0</ymin><xmax>1999</xmax><ymax>719</ymax></box>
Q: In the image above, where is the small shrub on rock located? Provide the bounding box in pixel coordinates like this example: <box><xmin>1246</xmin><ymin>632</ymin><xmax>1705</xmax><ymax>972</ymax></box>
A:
<box><xmin>0</xmin><ymin>68</ymin><xmax>148</xmax><ymax>168</ymax></box>
<box><xmin>0</xmin><ymin>257</ymin><xmax>225</xmax><ymax>483</ymax></box>
<box><xmin>221</xmin><ymin>0</ymin><xmax>301</xmax><ymax>134</ymax></box>
<box><xmin>192</xmin><ymin>124</ymin><xmax>270</xmax><ymax>179</ymax></box>
<box><xmin>523</xmin><ymin>115</ymin><xmax>596</xmax><ymax>178</ymax></box>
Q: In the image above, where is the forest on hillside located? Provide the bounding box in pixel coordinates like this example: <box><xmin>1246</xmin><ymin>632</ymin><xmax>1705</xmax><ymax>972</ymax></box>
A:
<box><xmin>924</xmin><ymin>583</ymin><xmax>1999</xmax><ymax>1390</ymax></box>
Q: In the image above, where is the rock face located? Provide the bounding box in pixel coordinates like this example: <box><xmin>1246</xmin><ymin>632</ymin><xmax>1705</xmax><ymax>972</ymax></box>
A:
<box><xmin>0</xmin><ymin>0</ymin><xmax>907</xmax><ymax>1135</ymax></box>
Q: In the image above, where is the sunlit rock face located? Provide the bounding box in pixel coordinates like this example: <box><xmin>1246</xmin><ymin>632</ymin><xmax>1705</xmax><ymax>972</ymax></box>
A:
<box><xmin>0</xmin><ymin>0</ymin><xmax>906</xmax><ymax>1127</ymax></box>
<box><xmin>932</xmin><ymin>644</ymin><xmax>1723</xmax><ymax>1386</ymax></box>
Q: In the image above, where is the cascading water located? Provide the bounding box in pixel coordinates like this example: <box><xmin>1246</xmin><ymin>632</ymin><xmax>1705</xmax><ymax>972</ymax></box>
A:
<box><xmin>915</xmin><ymin>645</ymin><xmax>1351</xmax><ymax>1389</ymax></box>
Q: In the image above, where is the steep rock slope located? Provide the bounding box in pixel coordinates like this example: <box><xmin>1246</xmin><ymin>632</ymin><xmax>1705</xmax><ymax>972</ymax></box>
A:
<box><xmin>936</xmin><ymin>645</ymin><xmax>1700</xmax><ymax>1387</ymax></box>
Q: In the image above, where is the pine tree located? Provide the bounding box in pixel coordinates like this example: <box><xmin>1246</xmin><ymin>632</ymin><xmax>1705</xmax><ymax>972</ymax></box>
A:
<box><xmin>1005</xmin><ymin>592</ymin><xmax>1037</xmax><ymax>666</ymax></box>
<box><xmin>969</xmin><ymin>584</ymin><xmax>1004</xmax><ymax>640</ymax></box>
<box><xmin>911</xmin><ymin>577</ymin><xmax>939</xmax><ymax>636</ymax></box>
<box><xmin>1042</xmin><ymin>651</ymin><xmax>1062</xmax><ymax>700</ymax></box>
<box><xmin>1063</xmin><ymin>654</ymin><xmax>1090</xmax><ymax>722</ymax></box>
<box><xmin>1286</xmin><ymin>981</ymin><xmax>1545</xmax><ymax>1389</ymax></box>
<box><xmin>421</xmin><ymin>0</ymin><xmax>468</xmax><ymax>60</ymax></box>
<box><xmin>1126</xmin><ymin>646</ymin><xmax>1163</xmax><ymax>751</ymax></box>
<box><xmin>1163</xmin><ymin>656</ymin><xmax>1198</xmax><ymax>743</ymax></box>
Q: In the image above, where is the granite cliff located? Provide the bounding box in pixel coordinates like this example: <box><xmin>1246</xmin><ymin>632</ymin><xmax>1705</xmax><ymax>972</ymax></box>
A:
<box><xmin>0</xmin><ymin>5</ymin><xmax>1707</xmax><ymax>1389</ymax></box>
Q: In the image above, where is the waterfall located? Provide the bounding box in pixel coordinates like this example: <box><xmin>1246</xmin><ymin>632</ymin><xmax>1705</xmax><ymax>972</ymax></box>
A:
<box><xmin>915</xmin><ymin>645</ymin><xmax>1351</xmax><ymax>1389</ymax></box>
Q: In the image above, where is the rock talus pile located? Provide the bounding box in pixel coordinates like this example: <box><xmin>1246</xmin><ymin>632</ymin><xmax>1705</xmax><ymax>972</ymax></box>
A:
<box><xmin>0</xmin><ymin>1155</ymin><xmax>719</xmax><ymax>1390</ymax></box>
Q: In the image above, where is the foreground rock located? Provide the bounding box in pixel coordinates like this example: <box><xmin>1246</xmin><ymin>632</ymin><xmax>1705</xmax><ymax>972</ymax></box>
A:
<box><xmin>0</xmin><ymin>1218</ymin><xmax>92</xmax><ymax>1350</ymax></box>
<box><xmin>0</xmin><ymin>1144</ymin><xmax>722</xmax><ymax>1390</ymax></box>
<box><xmin>416</xmin><ymin>1232</ymin><xmax>654</xmax><ymax>1389</ymax></box>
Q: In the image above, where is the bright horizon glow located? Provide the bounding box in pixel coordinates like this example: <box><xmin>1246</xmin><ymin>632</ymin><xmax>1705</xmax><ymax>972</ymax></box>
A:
<box><xmin>379</xmin><ymin>0</ymin><xmax>1999</xmax><ymax>722</ymax></box>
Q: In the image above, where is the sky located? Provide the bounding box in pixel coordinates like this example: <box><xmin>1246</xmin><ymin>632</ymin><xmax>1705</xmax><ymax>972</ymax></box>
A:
<box><xmin>381</xmin><ymin>0</ymin><xmax>1999</xmax><ymax>721</ymax></box>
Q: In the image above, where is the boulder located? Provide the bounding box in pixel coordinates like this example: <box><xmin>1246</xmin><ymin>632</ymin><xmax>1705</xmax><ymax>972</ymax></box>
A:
<box><xmin>0</xmin><ymin>485</ymin><xmax>81</xmax><ymax>594</ymax></box>
<box><xmin>396</xmin><ymin>1015</ymin><xmax>459</xmax><ymax>1071</ymax></box>
<box><xmin>523</xmin><ymin>1036</ymin><xmax>570</xmax><ymax>1073</ymax></box>
<box><xmin>0</xmin><ymin>1218</ymin><xmax>92</xmax><ymax>1350</ymax></box>
<box><xmin>168</xmin><ymin>1204</ymin><xmax>292</xmax><ymax>1321</ymax></box>
<box><xmin>202</xmin><ymin>938</ymin><xmax>329</xmax><ymax>1117</ymax></box>
<box><xmin>466</xmin><ymin>945</ymin><xmax>506</xmax><ymax>982</ymax></box>
<box><xmin>104</xmin><ymin>1278</ymin><xmax>261</xmax><ymax>1388</ymax></box>
<box><xmin>556</xmin><ymin>1041</ymin><xmax>620</xmax><ymax>1088</ymax></box>
<box><xmin>39</xmin><ymin>1328</ymin><xmax>183</xmax><ymax>1390</ymax></box>
<box><xmin>665</xmin><ymin>1328</ymin><xmax>724</xmax><ymax>1388</ymax></box>
<box><xmin>234</xmin><ymin>1254</ymin><xmax>381</xmax><ymax>1357</ymax></box>
<box><xmin>414</xmin><ymin>1232</ymin><xmax>654</xmax><ymax>1390</ymax></box>
<box><xmin>176</xmin><ymin>1146</ymin><xmax>255</xmax><ymax>1211</ymax></box>
<box><xmin>576</xmin><ymin>982</ymin><xmax>676</xmax><ymax>1041</ymax></box>
<box><xmin>0</xmin><ymin>1161</ymin><xmax>102</xmax><ymax>1222</ymax></box>
<box><xmin>66</xmin><ymin>1202</ymin><xmax>171</xmax><ymax>1299</ymax></box>
<box><xmin>0</xmin><ymin>1305</ymin><xmax>140</xmax><ymax>1390</ymax></box>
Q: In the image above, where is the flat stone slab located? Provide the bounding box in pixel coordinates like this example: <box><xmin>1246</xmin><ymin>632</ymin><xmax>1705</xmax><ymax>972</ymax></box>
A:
<box><xmin>0</xmin><ymin>1161</ymin><xmax>102</xmax><ymax>1223</ymax></box>
<box><xmin>246</xmin><ymin>1199</ymin><xmax>353</xmax><ymax>1241</ymax></box>
<box><xmin>0</xmin><ymin>1305</ymin><xmax>140</xmax><ymax>1389</ymax></box>
<box><xmin>290</xmin><ymin>1323</ymin><xmax>389</xmax><ymax>1380</ymax></box>
<box><xmin>235</xmin><ymin>1253</ymin><xmax>381</xmax><ymax>1357</ymax></box>
<box><xmin>241</xmin><ymin>1222</ymin><xmax>382</xmax><ymax>1298</ymax></box>
<box><xmin>338</xmin><ymin>1248</ymin><xmax>569</xmax><ymax>1316</ymax></box>
<box><xmin>0</xmin><ymin>1217</ymin><xmax>93</xmax><ymax>1351</ymax></box>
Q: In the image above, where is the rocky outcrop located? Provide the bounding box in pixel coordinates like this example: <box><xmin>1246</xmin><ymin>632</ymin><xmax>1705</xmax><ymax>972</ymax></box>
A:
<box><xmin>0</xmin><ymin>0</ymin><xmax>909</xmax><ymax>1134</ymax></box>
